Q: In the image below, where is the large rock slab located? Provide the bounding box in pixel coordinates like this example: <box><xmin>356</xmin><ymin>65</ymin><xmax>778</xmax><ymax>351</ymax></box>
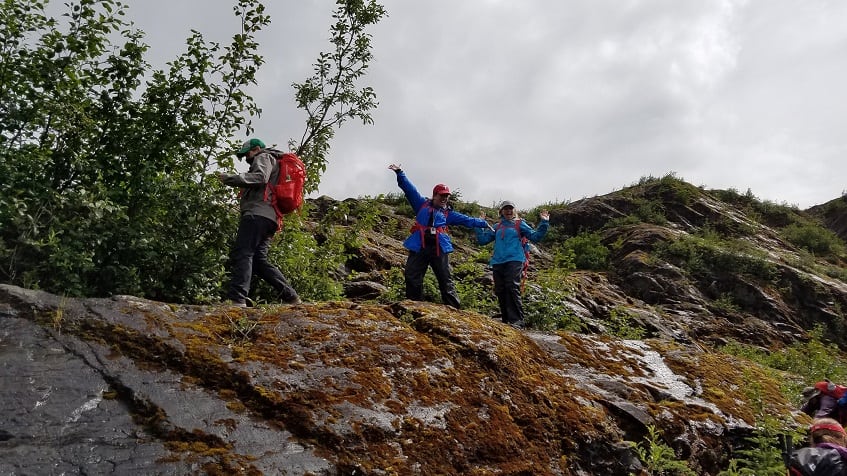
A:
<box><xmin>0</xmin><ymin>285</ymin><xmax>806</xmax><ymax>475</ymax></box>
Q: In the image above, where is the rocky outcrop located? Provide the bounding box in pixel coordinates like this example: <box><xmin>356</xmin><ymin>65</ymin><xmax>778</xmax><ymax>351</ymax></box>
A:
<box><xmin>809</xmin><ymin>195</ymin><xmax>847</xmax><ymax>242</ymax></box>
<box><xmin>541</xmin><ymin>183</ymin><xmax>847</xmax><ymax>349</ymax></box>
<box><xmin>6</xmin><ymin>178</ymin><xmax>847</xmax><ymax>475</ymax></box>
<box><xmin>0</xmin><ymin>284</ymin><xmax>805</xmax><ymax>475</ymax></box>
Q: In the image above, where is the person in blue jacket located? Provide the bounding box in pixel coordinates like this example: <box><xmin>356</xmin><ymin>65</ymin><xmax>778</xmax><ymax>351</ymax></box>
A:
<box><xmin>476</xmin><ymin>201</ymin><xmax>549</xmax><ymax>328</ymax></box>
<box><xmin>389</xmin><ymin>164</ymin><xmax>492</xmax><ymax>309</ymax></box>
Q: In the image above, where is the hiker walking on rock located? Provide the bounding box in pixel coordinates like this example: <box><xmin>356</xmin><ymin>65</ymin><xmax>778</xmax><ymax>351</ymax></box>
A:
<box><xmin>219</xmin><ymin>138</ymin><xmax>300</xmax><ymax>307</ymax></box>
<box><xmin>476</xmin><ymin>201</ymin><xmax>549</xmax><ymax>328</ymax></box>
<box><xmin>388</xmin><ymin>164</ymin><xmax>490</xmax><ymax>309</ymax></box>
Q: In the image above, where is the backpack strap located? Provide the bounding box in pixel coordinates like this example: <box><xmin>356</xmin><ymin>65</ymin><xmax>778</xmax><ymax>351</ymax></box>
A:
<box><xmin>409</xmin><ymin>201</ymin><xmax>448</xmax><ymax>255</ymax></box>
<box><xmin>260</xmin><ymin>149</ymin><xmax>285</xmax><ymax>231</ymax></box>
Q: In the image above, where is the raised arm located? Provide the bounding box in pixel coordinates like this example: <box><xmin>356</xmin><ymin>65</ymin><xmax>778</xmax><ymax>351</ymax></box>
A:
<box><xmin>221</xmin><ymin>152</ymin><xmax>274</xmax><ymax>188</ymax></box>
<box><xmin>388</xmin><ymin>164</ymin><xmax>425</xmax><ymax>211</ymax></box>
<box><xmin>521</xmin><ymin>210</ymin><xmax>550</xmax><ymax>242</ymax></box>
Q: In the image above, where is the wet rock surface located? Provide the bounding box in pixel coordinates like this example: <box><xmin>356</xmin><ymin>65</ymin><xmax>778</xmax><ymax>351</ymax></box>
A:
<box><xmin>1</xmin><ymin>290</ymin><xmax>332</xmax><ymax>475</ymax></box>
<box><xmin>0</xmin><ymin>284</ymin><xmax>805</xmax><ymax>475</ymax></box>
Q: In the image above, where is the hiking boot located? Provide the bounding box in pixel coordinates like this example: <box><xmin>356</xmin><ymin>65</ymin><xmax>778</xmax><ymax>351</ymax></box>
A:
<box><xmin>224</xmin><ymin>300</ymin><xmax>247</xmax><ymax>308</ymax></box>
<box><xmin>509</xmin><ymin>320</ymin><xmax>526</xmax><ymax>329</ymax></box>
<box><xmin>283</xmin><ymin>296</ymin><xmax>302</xmax><ymax>305</ymax></box>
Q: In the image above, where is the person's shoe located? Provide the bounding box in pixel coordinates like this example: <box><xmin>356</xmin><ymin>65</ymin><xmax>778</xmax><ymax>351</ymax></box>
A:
<box><xmin>283</xmin><ymin>296</ymin><xmax>302</xmax><ymax>305</ymax></box>
<box><xmin>509</xmin><ymin>320</ymin><xmax>526</xmax><ymax>329</ymax></box>
<box><xmin>224</xmin><ymin>300</ymin><xmax>247</xmax><ymax>308</ymax></box>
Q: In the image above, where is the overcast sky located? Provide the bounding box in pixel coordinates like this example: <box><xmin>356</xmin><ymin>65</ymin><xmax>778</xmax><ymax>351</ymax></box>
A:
<box><xmin>116</xmin><ymin>1</ymin><xmax>847</xmax><ymax>210</ymax></box>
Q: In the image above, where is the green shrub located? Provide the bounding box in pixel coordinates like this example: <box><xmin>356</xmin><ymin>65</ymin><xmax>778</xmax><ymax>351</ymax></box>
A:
<box><xmin>781</xmin><ymin>222</ymin><xmax>845</xmax><ymax>257</ymax></box>
<box><xmin>523</xmin><ymin>271</ymin><xmax>585</xmax><ymax>331</ymax></box>
<box><xmin>633</xmin><ymin>425</ymin><xmax>696</xmax><ymax>476</ymax></box>
<box><xmin>542</xmin><ymin>224</ymin><xmax>573</xmax><ymax>249</ymax></box>
<box><xmin>524</xmin><ymin>200</ymin><xmax>569</xmax><ymax>224</ymax></box>
<box><xmin>606</xmin><ymin>307</ymin><xmax>646</xmax><ymax>339</ymax></box>
<box><xmin>606</xmin><ymin>214</ymin><xmax>647</xmax><ymax>229</ymax></box>
<box><xmin>452</xmin><ymin>255</ymin><xmax>498</xmax><ymax>316</ymax></box>
<box><xmin>631</xmin><ymin>198</ymin><xmax>668</xmax><ymax>225</ymax></box>
<box><xmin>749</xmin><ymin>199</ymin><xmax>802</xmax><ymax>227</ymax></box>
<box><xmin>654</xmin><ymin>173</ymin><xmax>699</xmax><ymax>206</ymax></box>
<box><xmin>718</xmin><ymin>373</ymin><xmax>799</xmax><ymax>476</ymax></box>
<box><xmin>552</xmin><ymin>244</ymin><xmax>577</xmax><ymax>271</ymax></box>
<box><xmin>390</xmin><ymin>199</ymin><xmax>415</xmax><ymax>219</ymax></box>
<box><xmin>559</xmin><ymin>232</ymin><xmax>609</xmax><ymax>271</ymax></box>
<box><xmin>720</xmin><ymin>326</ymin><xmax>847</xmax><ymax>402</ymax></box>
<box><xmin>656</xmin><ymin>235</ymin><xmax>777</xmax><ymax>284</ymax></box>
<box><xmin>378</xmin><ymin>264</ymin><xmax>442</xmax><ymax>305</ymax></box>
<box><xmin>711</xmin><ymin>294</ymin><xmax>740</xmax><ymax>313</ymax></box>
<box><xmin>264</xmin><ymin>220</ymin><xmax>344</xmax><ymax>303</ymax></box>
<box><xmin>820</xmin><ymin>196</ymin><xmax>847</xmax><ymax>216</ymax></box>
<box><xmin>375</xmin><ymin>192</ymin><xmax>408</xmax><ymax>207</ymax></box>
<box><xmin>824</xmin><ymin>266</ymin><xmax>847</xmax><ymax>284</ymax></box>
<box><xmin>379</xmin><ymin>267</ymin><xmax>407</xmax><ymax>303</ymax></box>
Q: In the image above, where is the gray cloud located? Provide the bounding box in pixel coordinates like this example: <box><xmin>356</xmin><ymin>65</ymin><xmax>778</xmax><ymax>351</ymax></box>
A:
<box><xmin>119</xmin><ymin>0</ymin><xmax>847</xmax><ymax>209</ymax></box>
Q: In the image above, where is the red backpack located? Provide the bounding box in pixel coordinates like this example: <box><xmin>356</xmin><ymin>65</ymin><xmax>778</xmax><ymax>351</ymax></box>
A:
<box><xmin>264</xmin><ymin>151</ymin><xmax>306</xmax><ymax>226</ymax></box>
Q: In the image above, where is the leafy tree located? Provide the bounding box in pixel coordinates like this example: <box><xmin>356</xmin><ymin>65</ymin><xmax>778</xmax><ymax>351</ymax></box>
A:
<box><xmin>3</xmin><ymin>0</ymin><xmax>267</xmax><ymax>301</ymax></box>
<box><xmin>290</xmin><ymin>0</ymin><xmax>386</xmax><ymax>190</ymax></box>
<box><xmin>251</xmin><ymin>0</ymin><xmax>386</xmax><ymax>303</ymax></box>
<box><xmin>0</xmin><ymin>0</ymin><xmax>385</xmax><ymax>302</ymax></box>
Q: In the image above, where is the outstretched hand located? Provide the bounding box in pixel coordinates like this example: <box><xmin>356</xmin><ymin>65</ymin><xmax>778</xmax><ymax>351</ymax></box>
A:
<box><xmin>388</xmin><ymin>164</ymin><xmax>402</xmax><ymax>172</ymax></box>
<box><xmin>480</xmin><ymin>211</ymin><xmax>496</xmax><ymax>231</ymax></box>
<box><xmin>540</xmin><ymin>210</ymin><xmax>550</xmax><ymax>221</ymax></box>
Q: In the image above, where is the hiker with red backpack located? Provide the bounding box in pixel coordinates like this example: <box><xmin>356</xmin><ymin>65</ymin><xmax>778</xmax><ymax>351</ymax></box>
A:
<box><xmin>788</xmin><ymin>418</ymin><xmax>847</xmax><ymax>475</ymax></box>
<box><xmin>801</xmin><ymin>380</ymin><xmax>847</xmax><ymax>425</ymax></box>
<box><xmin>388</xmin><ymin>164</ymin><xmax>491</xmax><ymax>309</ymax></box>
<box><xmin>218</xmin><ymin>138</ymin><xmax>301</xmax><ymax>307</ymax></box>
<box><xmin>476</xmin><ymin>201</ymin><xmax>549</xmax><ymax>328</ymax></box>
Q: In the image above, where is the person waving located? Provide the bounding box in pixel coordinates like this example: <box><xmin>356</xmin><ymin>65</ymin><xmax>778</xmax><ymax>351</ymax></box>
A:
<box><xmin>389</xmin><ymin>164</ymin><xmax>491</xmax><ymax>309</ymax></box>
<box><xmin>476</xmin><ymin>201</ymin><xmax>549</xmax><ymax>328</ymax></box>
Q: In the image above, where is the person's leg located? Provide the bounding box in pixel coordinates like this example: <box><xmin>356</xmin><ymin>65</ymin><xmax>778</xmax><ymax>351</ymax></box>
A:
<box><xmin>252</xmin><ymin>217</ymin><xmax>300</xmax><ymax>303</ymax></box>
<box><xmin>492</xmin><ymin>264</ymin><xmax>509</xmax><ymax>321</ymax></box>
<box><xmin>430</xmin><ymin>251</ymin><xmax>461</xmax><ymax>309</ymax></box>
<box><xmin>404</xmin><ymin>251</ymin><xmax>429</xmax><ymax>301</ymax></box>
<box><xmin>501</xmin><ymin>261</ymin><xmax>524</xmax><ymax>324</ymax></box>
<box><xmin>226</xmin><ymin>215</ymin><xmax>263</xmax><ymax>304</ymax></box>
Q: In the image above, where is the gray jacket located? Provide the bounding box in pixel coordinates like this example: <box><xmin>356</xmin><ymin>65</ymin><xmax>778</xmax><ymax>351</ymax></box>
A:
<box><xmin>222</xmin><ymin>149</ymin><xmax>280</xmax><ymax>223</ymax></box>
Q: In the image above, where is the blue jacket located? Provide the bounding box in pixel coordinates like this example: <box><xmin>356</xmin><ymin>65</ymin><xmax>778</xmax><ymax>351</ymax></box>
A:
<box><xmin>476</xmin><ymin>216</ymin><xmax>549</xmax><ymax>265</ymax></box>
<box><xmin>395</xmin><ymin>170</ymin><xmax>489</xmax><ymax>253</ymax></box>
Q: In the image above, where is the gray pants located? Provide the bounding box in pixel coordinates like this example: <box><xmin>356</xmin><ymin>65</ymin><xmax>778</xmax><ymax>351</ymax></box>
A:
<box><xmin>493</xmin><ymin>261</ymin><xmax>524</xmax><ymax>323</ymax></box>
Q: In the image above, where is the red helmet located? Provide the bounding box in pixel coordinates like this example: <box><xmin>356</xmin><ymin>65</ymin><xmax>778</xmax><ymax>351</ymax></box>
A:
<box><xmin>432</xmin><ymin>184</ymin><xmax>451</xmax><ymax>196</ymax></box>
